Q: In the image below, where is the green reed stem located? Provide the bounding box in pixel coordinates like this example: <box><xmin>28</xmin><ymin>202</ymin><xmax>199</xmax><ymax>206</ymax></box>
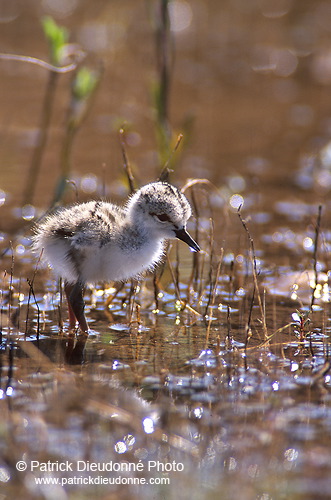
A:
<box><xmin>23</xmin><ymin>70</ymin><xmax>58</xmax><ymax>206</ymax></box>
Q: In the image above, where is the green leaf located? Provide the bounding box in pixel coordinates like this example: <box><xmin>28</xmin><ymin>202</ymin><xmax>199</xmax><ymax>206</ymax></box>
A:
<box><xmin>42</xmin><ymin>16</ymin><xmax>69</xmax><ymax>66</ymax></box>
<box><xmin>72</xmin><ymin>67</ymin><xmax>99</xmax><ymax>101</ymax></box>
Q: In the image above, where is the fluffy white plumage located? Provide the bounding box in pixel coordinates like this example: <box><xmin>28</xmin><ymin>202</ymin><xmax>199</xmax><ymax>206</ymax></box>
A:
<box><xmin>33</xmin><ymin>182</ymin><xmax>200</xmax><ymax>332</ymax></box>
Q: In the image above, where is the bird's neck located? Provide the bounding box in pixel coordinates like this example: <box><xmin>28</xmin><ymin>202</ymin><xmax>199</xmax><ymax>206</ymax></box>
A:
<box><xmin>119</xmin><ymin>215</ymin><xmax>159</xmax><ymax>250</ymax></box>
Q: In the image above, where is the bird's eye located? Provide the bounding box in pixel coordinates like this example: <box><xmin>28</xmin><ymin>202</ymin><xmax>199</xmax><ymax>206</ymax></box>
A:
<box><xmin>150</xmin><ymin>212</ymin><xmax>170</xmax><ymax>223</ymax></box>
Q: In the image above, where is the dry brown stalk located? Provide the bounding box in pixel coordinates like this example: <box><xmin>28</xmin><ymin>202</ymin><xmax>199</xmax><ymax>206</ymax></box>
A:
<box><xmin>237</xmin><ymin>208</ymin><xmax>268</xmax><ymax>340</ymax></box>
<box><xmin>119</xmin><ymin>128</ymin><xmax>136</xmax><ymax>194</ymax></box>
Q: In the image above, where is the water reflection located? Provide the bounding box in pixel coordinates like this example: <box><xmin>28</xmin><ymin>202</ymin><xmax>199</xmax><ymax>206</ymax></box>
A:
<box><xmin>64</xmin><ymin>332</ymin><xmax>87</xmax><ymax>364</ymax></box>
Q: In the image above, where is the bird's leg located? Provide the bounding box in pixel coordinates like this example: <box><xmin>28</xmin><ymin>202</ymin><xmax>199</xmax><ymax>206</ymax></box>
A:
<box><xmin>64</xmin><ymin>282</ymin><xmax>77</xmax><ymax>330</ymax></box>
<box><xmin>64</xmin><ymin>281</ymin><xmax>89</xmax><ymax>333</ymax></box>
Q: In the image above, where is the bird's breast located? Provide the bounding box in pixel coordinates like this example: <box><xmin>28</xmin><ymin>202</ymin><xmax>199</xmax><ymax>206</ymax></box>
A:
<box><xmin>81</xmin><ymin>238</ymin><xmax>165</xmax><ymax>284</ymax></box>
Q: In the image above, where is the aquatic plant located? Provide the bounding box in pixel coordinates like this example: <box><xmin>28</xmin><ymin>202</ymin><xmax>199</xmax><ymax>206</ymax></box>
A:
<box><xmin>22</xmin><ymin>16</ymin><xmax>85</xmax><ymax>206</ymax></box>
<box><xmin>53</xmin><ymin>65</ymin><xmax>102</xmax><ymax>205</ymax></box>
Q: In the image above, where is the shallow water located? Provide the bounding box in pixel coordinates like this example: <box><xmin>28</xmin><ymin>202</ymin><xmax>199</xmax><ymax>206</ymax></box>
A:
<box><xmin>1</xmin><ymin>1</ymin><xmax>331</xmax><ymax>499</ymax></box>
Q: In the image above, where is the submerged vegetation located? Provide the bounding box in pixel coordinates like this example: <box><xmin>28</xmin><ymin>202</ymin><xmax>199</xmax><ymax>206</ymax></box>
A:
<box><xmin>1</xmin><ymin>2</ymin><xmax>331</xmax><ymax>499</ymax></box>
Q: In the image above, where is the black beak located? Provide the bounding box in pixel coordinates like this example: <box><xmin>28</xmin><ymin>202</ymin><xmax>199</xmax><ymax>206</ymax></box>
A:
<box><xmin>174</xmin><ymin>228</ymin><xmax>200</xmax><ymax>252</ymax></box>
